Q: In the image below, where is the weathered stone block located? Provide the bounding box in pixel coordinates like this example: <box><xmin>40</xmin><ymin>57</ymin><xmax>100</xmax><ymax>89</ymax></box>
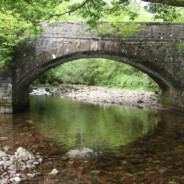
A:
<box><xmin>0</xmin><ymin>67</ymin><xmax>13</xmax><ymax>114</ymax></box>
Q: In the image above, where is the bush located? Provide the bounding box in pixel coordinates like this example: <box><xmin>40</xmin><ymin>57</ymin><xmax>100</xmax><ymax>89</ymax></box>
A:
<box><xmin>36</xmin><ymin>58</ymin><xmax>158</xmax><ymax>92</ymax></box>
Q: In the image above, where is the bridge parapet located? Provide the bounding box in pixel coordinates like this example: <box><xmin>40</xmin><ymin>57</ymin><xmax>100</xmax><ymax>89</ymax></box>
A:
<box><xmin>40</xmin><ymin>21</ymin><xmax>184</xmax><ymax>41</ymax></box>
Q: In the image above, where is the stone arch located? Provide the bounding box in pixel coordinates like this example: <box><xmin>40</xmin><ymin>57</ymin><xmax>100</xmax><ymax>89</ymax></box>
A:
<box><xmin>19</xmin><ymin>51</ymin><xmax>172</xmax><ymax>90</ymax></box>
<box><xmin>0</xmin><ymin>22</ymin><xmax>183</xmax><ymax>113</ymax></box>
<box><xmin>11</xmin><ymin>21</ymin><xmax>184</xmax><ymax>112</ymax></box>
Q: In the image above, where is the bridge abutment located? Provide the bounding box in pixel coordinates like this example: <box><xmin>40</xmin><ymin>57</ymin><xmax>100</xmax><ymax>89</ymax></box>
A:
<box><xmin>0</xmin><ymin>68</ymin><xmax>13</xmax><ymax>113</ymax></box>
<box><xmin>159</xmin><ymin>88</ymin><xmax>184</xmax><ymax>111</ymax></box>
<box><xmin>12</xmin><ymin>86</ymin><xmax>30</xmax><ymax>113</ymax></box>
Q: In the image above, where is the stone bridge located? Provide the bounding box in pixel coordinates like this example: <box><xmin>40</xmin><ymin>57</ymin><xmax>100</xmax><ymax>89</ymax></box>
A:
<box><xmin>0</xmin><ymin>21</ymin><xmax>184</xmax><ymax>113</ymax></box>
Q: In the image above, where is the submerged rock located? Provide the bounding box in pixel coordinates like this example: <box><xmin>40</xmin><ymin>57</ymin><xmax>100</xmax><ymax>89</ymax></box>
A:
<box><xmin>0</xmin><ymin>151</ymin><xmax>7</xmax><ymax>158</ymax></box>
<box><xmin>15</xmin><ymin>147</ymin><xmax>35</xmax><ymax>160</ymax></box>
<box><xmin>48</xmin><ymin>168</ymin><xmax>59</xmax><ymax>175</ymax></box>
<box><xmin>66</xmin><ymin>147</ymin><xmax>98</xmax><ymax>159</ymax></box>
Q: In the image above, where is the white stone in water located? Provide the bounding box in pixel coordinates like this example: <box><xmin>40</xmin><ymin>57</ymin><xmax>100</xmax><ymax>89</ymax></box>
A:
<box><xmin>27</xmin><ymin>173</ymin><xmax>34</xmax><ymax>178</ymax></box>
<box><xmin>8</xmin><ymin>165</ymin><xmax>16</xmax><ymax>171</ymax></box>
<box><xmin>2</xmin><ymin>157</ymin><xmax>8</xmax><ymax>161</ymax></box>
<box><xmin>15</xmin><ymin>147</ymin><xmax>35</xmax><ymax>160</ymax></box>
<box><xmin>4</xmin><ymin>160</ymin><xmax>13</xmax><ymax>169</ymax></box>
<box><xmin>26</xmin><ymin>164</ymin><xmax>35</xmax><ymax>169</ymax></box>
<box><xmin>66</xmin><ymin>147</ymin><xmax>98</xmax><ymax>159</ymax></box>
<box><xmin>33</xmin><ymin>161</ymin><xmax>39</xmax><ymax>165</ymax></box>
<box><xmin>0</xmin><ymin>151</ymin><xmax>7</xmax><ymax>158</ymax></box>
<box><xmin>26</xmin><ymin>160</ymin><xmax>34</xmax><ymax>165</ymax></box>
<box><xmin>14</xmin><ymin>177</ymin><xmax>22</xmax><ymax>182</ymax></box>
<box><xmin>0</xmin><ymin>178</ymin><xmax>9</xmax><ymax>184</ymax></box>
<box><xmin>38</xmin><ymin>158</ymin><xmax>43</xmax><ymax>163</ymax></box>
<box><xmin>9</xmin><ymin>170</ymin><xmax>16</xmax><ymax>174</ymax></box>
<box><xmin>48</xmin><ymin>168</ymin><xmax>59</xmax><ymax>175</ymax></box>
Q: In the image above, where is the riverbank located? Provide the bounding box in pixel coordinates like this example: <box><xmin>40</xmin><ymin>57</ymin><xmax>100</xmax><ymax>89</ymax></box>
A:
<box><xmin>32</xmin><ymin>84</ymin><xmax>162</xmax><ymax>109</ymax></box>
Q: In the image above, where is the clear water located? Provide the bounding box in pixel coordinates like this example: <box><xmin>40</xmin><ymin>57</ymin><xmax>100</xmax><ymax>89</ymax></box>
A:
<box><xmin>1</xmin><ymin>95</ymin><xmax>184</xmax><ymax>183</ymax></box>
<box><xmin>29</xmin><ymin>96</ymin><xmax>158</xmax><ymax>151</ymax></box>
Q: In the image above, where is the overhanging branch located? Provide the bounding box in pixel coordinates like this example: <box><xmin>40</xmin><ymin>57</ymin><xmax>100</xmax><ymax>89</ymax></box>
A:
<box><xmin>143</xmin><ymin>0</ymin><xmax>184</xmax><ymax>7</ymax></box>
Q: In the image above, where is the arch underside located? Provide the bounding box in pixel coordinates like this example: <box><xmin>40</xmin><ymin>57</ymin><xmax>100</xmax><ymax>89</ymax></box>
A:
<box><xmin>18</xmin><ymin>50</ymin><xmax>175</xmax><ymax>91</ymax></box>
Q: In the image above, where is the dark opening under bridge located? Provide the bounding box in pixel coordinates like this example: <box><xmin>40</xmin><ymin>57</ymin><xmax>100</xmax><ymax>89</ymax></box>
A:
<box><xmin>0</xmin><ymin>21</ymin><xmax>184</xmax><ymax>113</ymax></box>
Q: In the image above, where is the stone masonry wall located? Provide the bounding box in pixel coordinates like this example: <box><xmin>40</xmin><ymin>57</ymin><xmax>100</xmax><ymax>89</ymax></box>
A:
<box><xmin>12</xmin><ymin>22</ymin><xmax>184</xmax><ymax>112</ymax></box>
<box><xmin>0</xmin><ymin>68</ymin><xmax>12</xmax><ymax>113</ymax></box>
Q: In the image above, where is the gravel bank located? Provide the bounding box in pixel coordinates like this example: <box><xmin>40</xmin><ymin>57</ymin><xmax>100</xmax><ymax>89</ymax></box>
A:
<box><xmin>47</xmin><ymin>84</ymin><xmax>162</xmax><ymax>109</ymax></box>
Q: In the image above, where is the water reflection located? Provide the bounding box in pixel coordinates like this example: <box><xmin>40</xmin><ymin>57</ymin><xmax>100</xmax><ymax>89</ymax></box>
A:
<box><xmin>29</xmin><ymin>96</ymin><xmax>158</xmax><ymax>150</ymax></box>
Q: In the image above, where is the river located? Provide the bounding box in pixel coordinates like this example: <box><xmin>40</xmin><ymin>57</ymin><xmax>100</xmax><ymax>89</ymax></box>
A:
<box><xmin>0</xmin><ymin>94</ymin><xmax>184</xmax><ymax>183</ymax></box>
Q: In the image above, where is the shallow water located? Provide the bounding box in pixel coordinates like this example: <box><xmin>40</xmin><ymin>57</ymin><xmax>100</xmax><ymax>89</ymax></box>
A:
<box><xmin>0</xmin><ymin>95</ymin><xmax>184</xmax><ymax>183</ymax></box>
<box><xmin>30</xmin><ymin>96</ymin><xmax>158</xmax><ymax>151</ymax></box>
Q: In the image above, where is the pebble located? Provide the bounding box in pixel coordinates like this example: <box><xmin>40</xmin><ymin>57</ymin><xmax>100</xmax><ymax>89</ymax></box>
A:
<box><xmin>0</xmin><ymin>147</ymin><xmax>43</xmax><ymax>183</ymax></box>
<box><xmin>0</xmin><ymin>151</ymin><xmax>7</xmax><ymax>158</ymax></box>
<box><xmin>66</xmin><ymin>147</ymin><xmax>98</xmax><ymax>159</ymax></box>
<box><xmin>0</xmin><ymin>137</ymin><xmax>9</xmax><ymax>141</ymax></box>
<box><xmin>8</xmin><ymin>165</ymin><xmax>16</xmax><ymax>170</ymax></box>
<box><xmin>0</xmin><ymin>178</ymin><xmax>9</xmax><ymax>184</ymax></box>
<box><xmin>68</xmin><ymin>160</ymin><xmax>74</xmax><ymax>165</ymax></box>
<box><xmin>48</xmin><ymin>168</ymin><xmax>59</xmax><ymax>175</ymax></box>
<box><xmin>15</xmin><ymin>147</ymin><xmax>35</xmax><ymax>160</ymax></box>
<box><xmin>14</xmin><ymin>177</ymin><xmax>22</xmax><ymax>182</ymax></box>
<box><xmin>38</xmin><ymin>158</ymin><xmax>43</xmax><ymax>163</ymax></box>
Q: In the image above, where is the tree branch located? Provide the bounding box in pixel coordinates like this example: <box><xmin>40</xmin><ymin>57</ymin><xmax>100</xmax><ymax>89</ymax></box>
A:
<box><xmin>143</xmin><ymin>0</ymin><xmax>184</xmax><ymax>7</ymax></box>
<box><xmin>42</xmin><ymin>0</ymin><xmax>89</xmax><ymax>22</ymax></box>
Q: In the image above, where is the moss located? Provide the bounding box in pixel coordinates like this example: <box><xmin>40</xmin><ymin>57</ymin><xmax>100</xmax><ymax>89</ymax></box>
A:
<box><xmin>176</xmin><ymin>68</ymin><xmax>184</xmax><ymax>78</ymax></box>
<box><xmin>159</xmin><ymin>98</ymin><xmax>184</xmax><ymax>112</ymax></box>
<box><xmin>159</xmin><ymin>98</ymin><xmax>176</xmax><ymax>107</ymax></box>
<box><xmin>176</xmin><ymin>42</ymin><xmax>184</xmax><ymax>53</ymax></box>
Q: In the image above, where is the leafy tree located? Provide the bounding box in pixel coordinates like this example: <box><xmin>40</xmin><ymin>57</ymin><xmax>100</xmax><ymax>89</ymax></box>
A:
<box><xmin>0</xmin><ymin>11</ymin><xmax>41</xmax><ymax>66</ymax></box>
<box><xmin>143</xmin><ymin>0</ymin><xmax>184</xmax><ymax>7</ymax></box>
<box><xmin>0</xmin><ymin>0</ymin><xmax>183</xmax><ymax>66</ymax></box>
<box><xmin>145</xmin><ymin>3</ymin><xmax>183</xmax><ymax>22</ymax></box>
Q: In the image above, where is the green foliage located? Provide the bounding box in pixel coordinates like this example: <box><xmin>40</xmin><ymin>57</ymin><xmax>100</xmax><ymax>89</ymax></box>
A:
<box><xmin>96</xmin><ymin>22</ymin><xmax>142</xmax><ymax>39</ymax></box>
<box><xmin>0</xmin><ymin>11</ymin><xmax>41</xmax><ymax>65</ymax></box>
<box><xmin>0</xmin><ymin>0</ymin><xmax>71</xmax><ymax>66</ymax></box>
<box><xmin>0</xmin><ymin>0</ymin><xmax>71</xmax><ymax>24</ymax></box>
<box><xmin>145</xmin><ymin>3</ymin><xmax>183</xmax><ymax>22</ymax></box>
<box><xmin>36</xmin><ymin>59</ymin><xmax>159</xmax><ymax>92</ymax></box>
<box><xmin>176</xmin><ymin>42</ymin><xmax>184</xmax><ymax>53</ymax></box>
<box><xmin>0</xmin><ymin>0</ymin><xmax>183</xmax><ymax>66</ymax></box>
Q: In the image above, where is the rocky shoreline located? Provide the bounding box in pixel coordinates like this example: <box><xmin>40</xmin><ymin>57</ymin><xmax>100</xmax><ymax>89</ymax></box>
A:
<box><xmin>32</xmin><ymin>84</ymin><xmax>163</xmax><ymax>109</ymax></box>
<box><xmin>0</xmin><ymin>146</ymin><xmax>43</xmax><ymax>184</ymax></box>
